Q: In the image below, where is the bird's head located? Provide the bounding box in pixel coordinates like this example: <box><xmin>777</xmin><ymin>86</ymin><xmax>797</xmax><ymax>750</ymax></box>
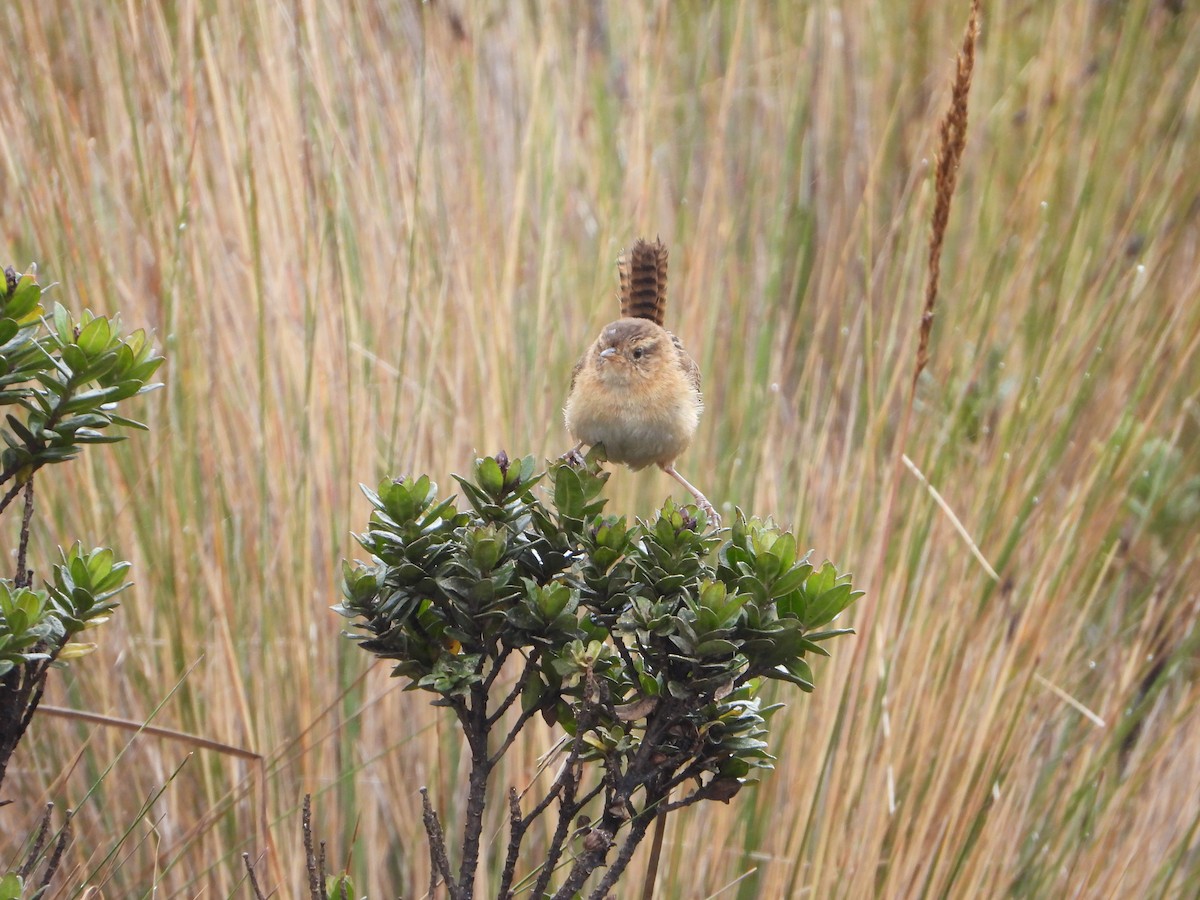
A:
<box><xmin>592</xmin><ymin>318</ymin><xmax>671</xmax><ymax>384</ymax></box>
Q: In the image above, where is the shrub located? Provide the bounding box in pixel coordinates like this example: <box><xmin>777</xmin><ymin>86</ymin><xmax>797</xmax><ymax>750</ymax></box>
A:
<box><xmin>335</xmin><ymin>449</ymin><xmax>860</xmax><ymax>898</ymax></box>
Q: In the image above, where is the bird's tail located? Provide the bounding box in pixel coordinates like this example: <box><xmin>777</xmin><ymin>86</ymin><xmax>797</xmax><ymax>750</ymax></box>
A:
<box><xmin>618</xmin><ymin>237</ymin><xmax>669</xmax><ymax>326</ymax></box>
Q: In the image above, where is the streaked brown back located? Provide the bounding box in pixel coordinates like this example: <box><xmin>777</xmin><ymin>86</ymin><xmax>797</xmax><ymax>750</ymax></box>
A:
<box><xmin>618</xmin><ymin>237</ymin><xmax>669</xmax><ymax>325</ymax></box>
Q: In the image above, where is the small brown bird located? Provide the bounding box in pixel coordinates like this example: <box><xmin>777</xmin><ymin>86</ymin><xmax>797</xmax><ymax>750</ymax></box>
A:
<box><xmin>564</xmin><ymin>238</ymin><xmax>719</xmax><ymax>525</ymax></box>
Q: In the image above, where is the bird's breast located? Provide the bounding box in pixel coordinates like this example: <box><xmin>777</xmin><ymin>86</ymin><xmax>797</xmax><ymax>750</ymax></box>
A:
<box><xmin>564</xmin><ymin>361</ymin><xmax>701</xmax><ymax>470</ymax></box>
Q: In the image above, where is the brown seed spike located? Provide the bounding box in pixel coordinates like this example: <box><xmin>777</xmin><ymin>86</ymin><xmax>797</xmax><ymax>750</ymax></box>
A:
<box><xmin>618</xmin><ymin>237</ymin><xmax>669</xmax><ymax>326</ymax></box>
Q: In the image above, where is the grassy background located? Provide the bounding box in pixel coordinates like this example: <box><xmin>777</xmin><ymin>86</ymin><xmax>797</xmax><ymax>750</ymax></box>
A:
<box><xmin>2</xmin><ymin>0</ymin><xmax>1199</xmax><ymax>896</ymax></box>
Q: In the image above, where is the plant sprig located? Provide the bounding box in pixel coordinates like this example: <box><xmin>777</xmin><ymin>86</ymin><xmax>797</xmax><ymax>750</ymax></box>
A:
<box><xmin>336</xmin><ymin>449</ymin><xmax>860</xmax><ymax>899</ymax></box>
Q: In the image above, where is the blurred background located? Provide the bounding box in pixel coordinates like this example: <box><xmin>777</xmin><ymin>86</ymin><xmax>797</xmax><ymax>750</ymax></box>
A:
<box><xmin>1</xmin><ymin>1</ymin><xmax>1198</xmax><ymax>896</ymax></box>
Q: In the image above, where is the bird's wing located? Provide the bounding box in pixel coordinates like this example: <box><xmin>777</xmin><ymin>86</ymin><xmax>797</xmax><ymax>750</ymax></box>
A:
<box><xmin>672</xmin><ymin>334</ymin><xmax>702</xmax><ymax>395</ymax></box>
<box><xmin>569</xmin><ymin>350</ymin><xmax>587</xmax><ymax>394</ymax></box>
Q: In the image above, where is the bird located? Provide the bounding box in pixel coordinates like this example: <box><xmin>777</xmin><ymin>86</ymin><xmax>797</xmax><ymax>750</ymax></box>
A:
<box><xmin>563</xmin><ymin>237</ymin><xmax>719</xmax><ymax>526</ymax></box>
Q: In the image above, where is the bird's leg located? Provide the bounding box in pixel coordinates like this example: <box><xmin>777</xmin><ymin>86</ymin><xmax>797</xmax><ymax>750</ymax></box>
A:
<box><xmin>660</xmin><ymin>463</ymin><xmax>721</xmax><ymax>527</ymax></box>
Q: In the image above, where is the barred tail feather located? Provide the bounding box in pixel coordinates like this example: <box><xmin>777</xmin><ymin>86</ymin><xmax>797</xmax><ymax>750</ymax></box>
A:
<box><xmin>618</xmin><ymin>237</ymin><xmax>669</xmax><ymax>325</ymax></box>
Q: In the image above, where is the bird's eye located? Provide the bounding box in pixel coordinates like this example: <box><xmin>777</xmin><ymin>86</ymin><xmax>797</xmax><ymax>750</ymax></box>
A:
<box><xmin>632</xmin><ymin>347</ymin><xmax>644</xmax><ymax>360</ymax></box>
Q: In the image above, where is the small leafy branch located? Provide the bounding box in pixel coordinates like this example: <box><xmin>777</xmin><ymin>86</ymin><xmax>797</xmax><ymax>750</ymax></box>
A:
<box><xmin>0</xmin><ymin>264</ymin><xmax>162</xmax><ymax>894</ymax></box>
<box><xmin>336</xmin><ymin>449</ymin><xmax>860</xmax><ymax>898</ymax></box>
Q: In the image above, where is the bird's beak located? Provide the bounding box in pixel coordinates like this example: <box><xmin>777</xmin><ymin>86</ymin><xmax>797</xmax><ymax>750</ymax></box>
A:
<box><xmin>599</xmin><ymin>347</ymin><xmax>617</xmax><ymax>360</ymax></box>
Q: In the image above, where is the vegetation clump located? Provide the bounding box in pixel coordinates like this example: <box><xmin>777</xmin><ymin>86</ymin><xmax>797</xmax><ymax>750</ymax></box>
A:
<box><xmin>0</xmin><ymin>265</ymin><xmax>163</xmax><ymax>895</ymax></box>
<box><xmin>336</xmin><ymin>449</ymin><xmax>859</xmax><ymax>898</ymax></box>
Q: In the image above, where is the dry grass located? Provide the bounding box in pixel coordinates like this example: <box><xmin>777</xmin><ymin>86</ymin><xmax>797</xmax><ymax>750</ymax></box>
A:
<box><xmin>1</xmin><ymin>1</ymin><xmax>1199</xmax><ymax>896</ymax></box>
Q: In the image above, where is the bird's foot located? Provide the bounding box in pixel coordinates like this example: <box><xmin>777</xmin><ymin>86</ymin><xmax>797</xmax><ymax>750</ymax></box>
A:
<box><xmin>560</xmin><ymin>443</ymin><xmax>587</xmax><ymax>467</ymax></box>
<box><xmin>695</xmin><ymin>497</ymin><xmax>722</xmax><ymax>529</ymax></box>
<box><xmin>556</xmin><ymin>441</ymin><xmax>585</xmax><ymax>468</ymax></box>
<box><xmin>660</xmin><ymin>463</ymin><xmax>721</xmax><ymax>529</ymax></box>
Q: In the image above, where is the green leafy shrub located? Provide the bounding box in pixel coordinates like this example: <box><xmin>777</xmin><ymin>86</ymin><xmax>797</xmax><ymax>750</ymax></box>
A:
<box><xmin>0</xmin><ymin>264</ymin><xmax>162</xmax><ymax>893</ymax></box>
<box><xmin>336</xmin><ymin>448</ymin><xmax>860</xmax><ymax>899</ymax></box>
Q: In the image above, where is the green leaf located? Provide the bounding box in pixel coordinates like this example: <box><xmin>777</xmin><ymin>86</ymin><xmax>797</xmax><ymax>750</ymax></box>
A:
<box><xmin>771</xmin><ymin>561</ymin><xmax>814</xmax><ymax>598</ymax></box>
<box><xmin>325</xmin><ymin>874</ymin><xmax>356</xmax><ymax>900</ymax></box>
<box><xmin>805</xmin><ymin>627</ymin><xmax>855</xmax><ymax>643</ymax></box>
<box><xmin>0</xmin><ymin>871</ymin><xmax>24</xmax><ymax>900</ymax></box>
<box><xmin>6</xmin><ymin>607</ymin><xmax>28</xmax><ymax>636</ymax></box>
<box><xmin>65</xmin><ymin>550</ymin><xmax>87</xmax><ymax>582</ymax></box>
<box><xmin>520</xmin><ymin>670</ymin><xmax>545</xmax><ymax>714</ymax></box>
<box><xmin>476</xmin><ymin>456</ymin><xmax>504</xmax><ymax>497</ymax></box>
<box><xmin>129</xmin><ymin>357</ymin><xmax>165</xmax><ymax>382</ymax></box>
<box><xmin>694</xmin><ymin>638</ymin><xmax>739</xmax><ymax>658</ymax></box>
<box><xmin>768</xmin><ymin>663</ymin><xmax>814</xmax><ymax>692</ymax></box>
<box><xmin>469</xmin><ymin>529</ymin><xmax>505</xmax><ymax>571</ymax></box>
<box><xmin>60</xmin><ymin>344</ymin><xmax>89</xmax><ymax>375</ymax></box>
<box><xmin>553</xmin><ymin>467</ymin><xmax>585</xmax><ymax>518</ymax></box>
<box><xmin>108</xmin><ymin>413</ymin><xmax>150</xmax><ymax>431</ymax></box>
<box><xmin>536</xmin><ymin>583</ymin><xmax>570</xmax><ymax>619</ymax></box>
<box><xmin>805</xmin><ymin>582</ymin><xmax>854</xmax><ymax>629</ymax></box>
<box><xmin>81</xmin><ymin>348</ymin><xmax>121</xmax><ymax>382</ymax></box>
<box><xmin>805</xmin><ymin>561</ymin><xmax>837</xmax><ymax>598</ymax></box>
<box><xmin>787</xmin><ymin>657</ymin><xmax>815</xmax><ymax>686</ymax></box>
<box><xmin>6</xmin><ymin>274</ymin><xmax>42</xmax><ymax>320</ymax></box>
<box><xmin>638</xmin><ymin>672</ymin><xmax>661</xmax><ymax>697</ymax></box>
<box><xmin>76</xmin><ymin>316</ymin><xmax>112</xmax><ymax>355</ymax></box>
<box><xmin>70</xmin><ymin>430</ymin><xmax>126</xmax><ymax>444</ymax></box>
<box><xmin>768</xmin><ymin>532</ymin><xmax>797</xmax><ymax>569</ymax></box>
<box><xmin>33</xmin><ymin>372</ymin><xmax>69</xmax><ymax>395</ymax></box>
<box><xmin>53</xmin><ymin>302</ymin><xmax>71</xmax><ymax>343</ymax></box>
<box><xmin>57</xmin><ymin>384</ymin><xmax>130</xmax><ymax>414</ymax></box>
<box><xmin>87</xmin><ymin>548</ymin><xmax>115</xmax><ymax>583</ymax></box>
<box><xmin>5</xmin><ymin>413</ymin><xmax>37</xmax><ymax>445</ymax></box>
<box><xmin>34</xmin><ymin>446</ymin><xmax>78</xmax><ymax>462</ymax></box>
<box><xmin>51</xmin><ymin>412</ymin><xmax>110</xmax><ymax>433</ymax></box>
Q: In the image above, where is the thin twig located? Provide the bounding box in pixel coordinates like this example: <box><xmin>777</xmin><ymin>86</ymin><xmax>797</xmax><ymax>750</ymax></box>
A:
<box><xmin>243</xmin><ymin>852</ymin><xmax>269</xmax><ymax>900</ymax></box>
<box><xmin>482</xmin><ymin>645</ymin><xmax>515</xmax><ymax>695</ymax></box>
<box><xmin>489</xmin><ymin>703</ymin><xmax>544</xmax><ymax>768</ymax></box>
<box><xmin>14</xmin><ymin>478</ymin><xmax>34</xmax><ymax>587</ymax></box>
<box><xmin>641</xmin><ymin>803</ymin><xmax>668</xmax><ymax>900</ymax></box>
<box><xmin>0</xmin><ymin>478</ymin><xmax>23</xmax><ymax>519</ymax></box>
<box><xmin>660</xmin><ymin>757</ymin><xmax>711</xmax><ymax>795</ymax></box>
<box><xmin>486</xmin><ymin>649</ymin><xmax>540</xmax><ymax>726</ymax></box>
<box><xmin>530</xmin><ymin>694</ymin><xmax>601</xmax><ymax>899</ymax></box>
<box><xmin>18</xmin><ymin>654</ymin><xmax>58</xmax><ymax>738</ymax></box>
<box><xmin>521</xmin><ymin>765</ymin><xmax>566</xmax><ymax>822</ymax></box>
<box><xmin>588</xmin><ymin>811</ymin><xmax>657</xmax><ymax>899</ymax></box>
<box><xmin>18</xmin><ymin>802</ymin><xmax>54</xmax><ymax>879</ymax></box>
<box><xmin>0</xmin><ymin>460</ymin><xmax>24</xmax><ymax>491</ymax></box>
<box><xmin>303</xmin><ymin>794</ymin><xmax>321</xmax><ymax>900</ymax></box>
<box><xmin>421</xmin><ymin>787</ymin><xmax>455</xmax><ymax>899</ymax></box>
<box><xmin>530</xmin><ymin>765</ymin><xmax>585</xmax><ymax>897</ymax></box>
<box><xmin>486</xmin><ymin>670</ymin><xmax>524</xmax><ymax>727</ymax></box>
<box><xmin>561</xmin><ymin>806</ymin><xmax>655</xmax><ymax>900</ymax></box>
<box><xmin>498</xmin><ymin>788</ymin><xmax>524</xmax><ymax>899</ymax></box>
<box><xmin>517</xmin><ymin>779</ymin><xmax>605</xmax><ymax>899</ymax></box>
<box><xmin>37</xmin><ymin>810</ymin><xmax>72</xmax><ymax>893</ymax></box>
<box><xmin>658</xmin><ymin>790</ymin><xmax>710</xmax><ymax>816</ymax></box>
